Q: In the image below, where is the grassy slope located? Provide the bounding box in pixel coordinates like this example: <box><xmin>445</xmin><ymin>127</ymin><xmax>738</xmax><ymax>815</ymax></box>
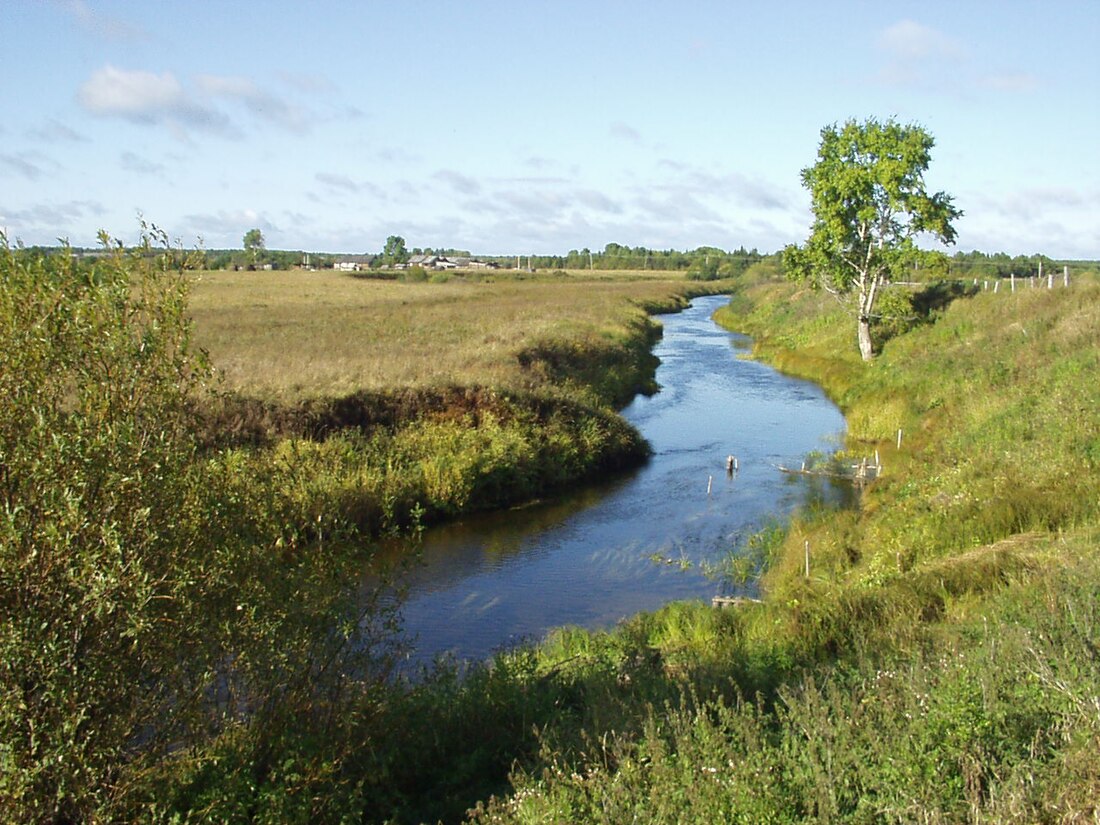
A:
<box><xmin>456</xmin><ymin>275</ymin><xmax>1100</xmax><ymax>824</ymax></box>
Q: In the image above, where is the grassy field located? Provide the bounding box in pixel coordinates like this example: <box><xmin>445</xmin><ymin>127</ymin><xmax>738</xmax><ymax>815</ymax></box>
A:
<box><xmin>188</xmin><ymin>268</ymin><xmax>706</xmax><ymax>401</ymax></box>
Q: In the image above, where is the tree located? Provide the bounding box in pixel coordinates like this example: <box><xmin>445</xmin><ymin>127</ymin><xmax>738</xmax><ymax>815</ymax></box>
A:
<box><xmin>243</xmin><ymin>227</ymin><xmax>265</xmax><ymax>264</ymax></box>
<box><xmin>382</xmin><ymin>234</ymin><xmax>409</xmax><ymax>266</ymax></box>
<box><xmin>783</xmin><ymin>117</ymin><xmax>961</xmax><ymax>360</ymax></box>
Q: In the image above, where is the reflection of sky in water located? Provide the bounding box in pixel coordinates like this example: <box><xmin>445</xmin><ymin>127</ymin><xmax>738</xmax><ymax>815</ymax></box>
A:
<box><xmin>388</xmin><ymin>295</ymin><xmax>847</xmax><ymax>669</ymax></box>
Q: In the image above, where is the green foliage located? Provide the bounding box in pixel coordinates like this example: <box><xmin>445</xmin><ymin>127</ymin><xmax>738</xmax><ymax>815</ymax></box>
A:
<box><xmin>383</xmin><ymin>234</ymin><xmax>410</xmax><ymax>266</ymax></box>
<box><xmin>784</xmin><ymin>117</ymin><xmax>961</xmax><ymax>360</ymax></box>
<box><xmin>243</xmin><ymin>227</ymin><xmax>265</xmax><ymax>263</ymax></box>
<box><xmin>0</xmin><ymin>231</ymin><xmax>397</xmax><ymax>822</ymax></box>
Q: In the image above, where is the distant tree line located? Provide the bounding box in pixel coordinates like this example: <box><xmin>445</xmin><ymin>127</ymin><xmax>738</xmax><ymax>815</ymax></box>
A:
<box><xmin>948</xmin><ymin>250</ymin><xmax>1066</xmax><ymax>280</ymax></box>
<box><xmin>474</xmin><ymin>244</ymin><xmax>776</xmax><ymax>278</ymax></box>
<box><xmin>14</xmin><ymin>241</ymin><xmax>1091</xmax><ymax>280</ymax></box>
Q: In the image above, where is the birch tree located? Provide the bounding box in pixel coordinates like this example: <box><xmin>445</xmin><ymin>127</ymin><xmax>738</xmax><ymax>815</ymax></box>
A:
<box><xmin>784</xmin><ymin>118</ymin><xmax>961</xmax><ymax>360</ymax></box>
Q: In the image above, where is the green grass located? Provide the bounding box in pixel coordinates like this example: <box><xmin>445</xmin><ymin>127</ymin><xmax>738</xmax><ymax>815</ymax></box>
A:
<box><xmin>450</xmin><ymin>275</ymin><xmax>1100</xmax><ymax>824</ymax></box>
<box><xmin>158</xmin><ymin>269</ymin><xmax>1100</xmax><ymax>824</ymax></box>
<box><xmin>128</xmin><ymin>269</ymin><xmax>1100</xmax><ymax>823</ymax></box>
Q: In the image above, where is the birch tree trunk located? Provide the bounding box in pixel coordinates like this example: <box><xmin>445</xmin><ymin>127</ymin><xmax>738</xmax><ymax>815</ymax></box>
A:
<box><xmin>857</xmin><ymin>314</ymin><xmax>874</xmax><ymax>361</ymax></box>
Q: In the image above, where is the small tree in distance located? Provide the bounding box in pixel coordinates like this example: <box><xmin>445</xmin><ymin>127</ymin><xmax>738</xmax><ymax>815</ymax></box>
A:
<box><xmin>243</xmin><ymin>227</ymin><xmax>265</xmax><ymax>265</ymax></box>
<box><xmin>383</xmin><ymin>234</ymin><xmax>409</xmax><ymax>267</ymax></box>
<box><xmin>784</xmin><ymin>117</ymin><xmax>961</xmax><ymax>361</ymax></box>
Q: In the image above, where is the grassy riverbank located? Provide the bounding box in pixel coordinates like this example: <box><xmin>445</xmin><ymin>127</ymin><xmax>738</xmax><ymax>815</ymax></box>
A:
<box><xmin>451</xmin><ymin>269</ymin><xmax>1100</xmax><ymax>824</ymax></box>
<box><xmin>186</xmin><ymin>269</ymin><xmax>730</xmax><ymax>535</ymax></box>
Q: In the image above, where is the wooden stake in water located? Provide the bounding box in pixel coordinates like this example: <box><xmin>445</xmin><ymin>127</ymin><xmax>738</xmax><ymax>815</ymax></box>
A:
<box><xmin>707</xmin><ymin>475</ymin><xmax>713</xmax><ymax>496</ymax></box>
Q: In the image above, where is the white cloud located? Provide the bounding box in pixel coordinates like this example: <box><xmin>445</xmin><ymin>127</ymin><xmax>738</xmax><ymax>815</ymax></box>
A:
<box><xmin>877</xmin><ymin>20</ymin><xmax>962</xmax><ymax>61</ymax></box>
<box><xmin>55</xmin><ymin>0</ymin><xmax>148</xmax><ymax>41</ymax></box>
<box><xmin>78</xmin><ymin>66</ymin><xmax>228</xmax><ymax>134</ymax></box>
<box><xmin>77</xmin><ymin>65</ymin><xmax>310</xmax><ymax>137</ymax></box>
<box><xmin>120</xmin><ymin>151</ymin><xmax>164</xmax><ymax>175</ymax></box>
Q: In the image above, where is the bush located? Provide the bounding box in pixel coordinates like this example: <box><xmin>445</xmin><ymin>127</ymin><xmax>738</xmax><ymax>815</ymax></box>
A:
<box><xmin>0</xmin><ymin>232</ymin><xmax>397</xmax><ymax>822</ymax></box>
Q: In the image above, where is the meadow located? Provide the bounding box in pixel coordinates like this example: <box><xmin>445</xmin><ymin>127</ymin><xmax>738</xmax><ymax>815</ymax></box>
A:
<box><xmin>187</xmin><ymin>267</ymin><xmax>702</xmax><ymax>402</ymax></box>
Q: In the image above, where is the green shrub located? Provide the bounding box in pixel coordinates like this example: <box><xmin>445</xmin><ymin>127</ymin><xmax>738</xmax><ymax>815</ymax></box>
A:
<box><xmin>0</xmin><ymin>233</ymin><xmax>398</xmax><ymax>822</ymax></box>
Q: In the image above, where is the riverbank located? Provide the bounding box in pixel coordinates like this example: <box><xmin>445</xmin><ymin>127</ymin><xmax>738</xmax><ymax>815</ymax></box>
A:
<box><xmin>456</xmin><ymin>269</ymin><xmax>1100</xmax><ymax>824</ymax></box>
<box><xmin>188</xmin><ymin>270</ymin><xmax>733</xmax><ymax>538</ymax></box>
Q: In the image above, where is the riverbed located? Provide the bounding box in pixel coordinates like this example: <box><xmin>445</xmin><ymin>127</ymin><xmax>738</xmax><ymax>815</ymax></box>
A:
<box><xmin>392</xmin><ymin>294</ymin><xmax>847</xmax><ymax>669</ymax></box>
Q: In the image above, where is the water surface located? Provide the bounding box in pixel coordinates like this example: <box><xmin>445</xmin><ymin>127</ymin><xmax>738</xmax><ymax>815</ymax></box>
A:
<box><xmin>393</xmin><ymin>294</ymin><xmax>846</xmax><ymax>667</ymax></box>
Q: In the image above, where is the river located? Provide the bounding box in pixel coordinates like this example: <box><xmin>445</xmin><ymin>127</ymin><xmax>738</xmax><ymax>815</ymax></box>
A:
<box><xmin>391</xmin><ymin>294</ymin><xmax>847</xmax><ymax>669</ymax></box>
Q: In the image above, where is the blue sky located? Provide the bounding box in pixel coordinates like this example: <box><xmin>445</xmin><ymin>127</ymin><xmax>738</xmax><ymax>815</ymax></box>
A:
<box><xmin>2</xmin><ymin>1</ymin><xmax>1098</xmax><ymax>257</ymax></box>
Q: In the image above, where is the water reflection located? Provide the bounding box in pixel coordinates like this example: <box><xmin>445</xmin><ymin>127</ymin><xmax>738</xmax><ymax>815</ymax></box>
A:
<box><xmin>387</xmin><ymin>295</ymin><xmax>848</xmax><ymax>669</ymax></box>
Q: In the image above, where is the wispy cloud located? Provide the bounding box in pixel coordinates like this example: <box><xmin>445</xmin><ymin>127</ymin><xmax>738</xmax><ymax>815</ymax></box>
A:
<box><xmin>120</xmin><ymin>151</ymin><xmax>164</xmax><ymax>175</ymax></box>
<box><xmin>978</xmin><ymin>72</ymin><xmax>1040</xmax><ymax>93</ymax></box>
<box><xmin>54</xmin><ymin>0</ymin><xmax>148</xmax><ymax>41</ymax></box>
<box><xmin>77</xmin><ymin>65</ymin><xmax>310</xmax><ymax>138</ymax></box>
<box><xmin>1</xmin><ymin>200</ymin><xmax>106</xmax><ymax>239</ymax></box>
<box><xmin>433</xmin><ymin>169</ymin><xmax>482</xmax><ymax>196</ymax></box>
<box><xmin>196</xmin><ymin>74</ymin><xmax>308</xmax><ymax>132</ymax></box>
<box><xmin>315</xmin><ymin>172</ymin><xmax>385</xmax><ymax>198</ymax></box>
<box><xmin>874</xmin><ymin>20</ymin><xmax>965</xmax><ymax>91</ymax></box>
<box><xmin>877</xmin><ymin>19</ymin><xmax>962</xmax><ymax>61</ymax></box>
<box><xmin>610</xmin><ymin>121</ymin><xmax>642</xmax><ymax>143</ymax></box>
<box><xmin>180</xmin><ymin>209</ymin><xmax>277</xmax><ymax>246</ymax></box>
<box><xmin>27</xmin><ymin>118</ymin><xmax>88</xmax><ymax>143</ymax></box>
<box><xmin>0</xmin><ymin>151</ymin><xmax>60</xmax><ymax>181</ymax></box>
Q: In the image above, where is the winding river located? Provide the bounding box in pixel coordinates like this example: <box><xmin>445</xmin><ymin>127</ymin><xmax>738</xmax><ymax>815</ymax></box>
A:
<box><xmin>391</xmin><ymin>294</ymin><xmax>847</xmax><ymax>669</ymax></box>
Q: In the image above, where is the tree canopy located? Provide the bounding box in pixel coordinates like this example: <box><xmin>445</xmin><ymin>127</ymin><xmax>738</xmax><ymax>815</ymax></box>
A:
<box><xmin>383</xmin><ymin>235</ymin><xmax>409</xmax><ymax>266</ymax></box>
<box><xmin>242</xmin><ymin>228</ymin><xmax>265</xmax><ymax>263</ymax></box>
<box><xmin>783</xmin><ymin>117</ymin><xmax>961</xmax><ymax>360</ymax></box>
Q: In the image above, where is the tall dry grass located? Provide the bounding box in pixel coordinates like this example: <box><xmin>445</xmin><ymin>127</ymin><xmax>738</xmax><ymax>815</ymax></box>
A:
<box><xmin>187</xmin><ymin>269</ymin><xmax>696</xmax><ymax>401</ymax></box>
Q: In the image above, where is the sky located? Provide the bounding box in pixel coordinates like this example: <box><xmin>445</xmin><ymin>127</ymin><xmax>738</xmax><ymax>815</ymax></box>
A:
<box><xmin>2</xmin><ymin>1</ymin><xmax>1098</xmax><ymax>258</ymax></box>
